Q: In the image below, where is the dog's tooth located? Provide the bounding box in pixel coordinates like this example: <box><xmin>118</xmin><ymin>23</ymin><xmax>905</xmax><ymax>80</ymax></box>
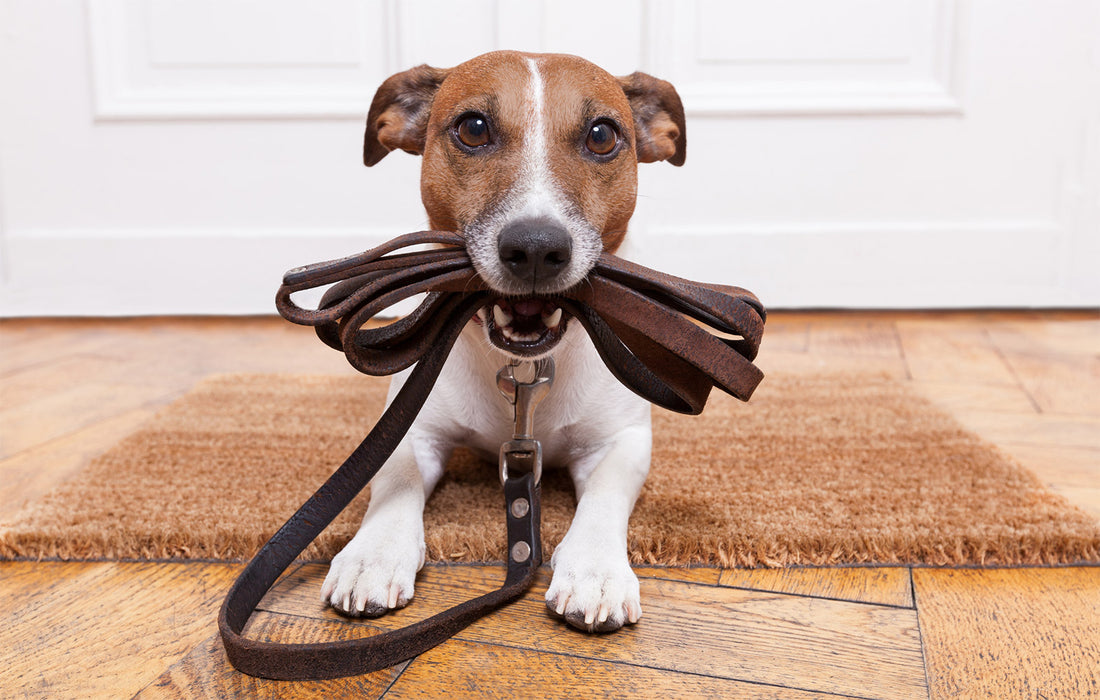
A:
<box><xmin>493</xmin><ymin>304</ymin><xmax>513</xmax><ymax>328</ymax></box>
<box><xmin>542</xmin><ymin>307</ymin><xmax>562</xmax><ymax>329</ymax></box>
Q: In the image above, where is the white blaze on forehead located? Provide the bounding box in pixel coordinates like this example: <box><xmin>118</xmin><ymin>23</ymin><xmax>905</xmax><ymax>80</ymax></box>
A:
<box><xmin>525</xmin><ymin>58</ymin><xmax>547</xmax><ymax>165</ymax></box>
<box><xmin>462</xmin><ymin>55</ymin><xmax>605</xmax><ymax>296</ymax></box>
<box><xmin>517</xmin><ymin>57</ymin><xmax>560</xmax><ymax>218</ymax></box>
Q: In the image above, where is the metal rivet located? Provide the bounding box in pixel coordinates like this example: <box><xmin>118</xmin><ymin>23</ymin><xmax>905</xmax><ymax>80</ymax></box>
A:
<box><xmin>511</xmin><ymin>541</ymin><xmax>531</xmax><ymax>563</ymax></box>
<box><xmin>510</xmin><ymin>498</ymin><xmax>530</xmax><ymax>519</ymax></box>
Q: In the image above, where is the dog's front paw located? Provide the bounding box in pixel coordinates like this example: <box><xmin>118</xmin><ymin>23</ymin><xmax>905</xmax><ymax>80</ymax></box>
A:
<box><xmin>320</xmin><ymin>524</ymin><xmax>425</xmax><ymax>618</ymax></box>
<box><xmin>545</xmin><ymin>539</ymin><xmax>642</xmax><ymax>633</ymax></box>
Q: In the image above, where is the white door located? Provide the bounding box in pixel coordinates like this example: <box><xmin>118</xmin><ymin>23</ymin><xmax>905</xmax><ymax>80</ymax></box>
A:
<box><xmin>1</xmin><ymin>0</ymin><xmax>1096</xmax><ymax>315</ymax></box>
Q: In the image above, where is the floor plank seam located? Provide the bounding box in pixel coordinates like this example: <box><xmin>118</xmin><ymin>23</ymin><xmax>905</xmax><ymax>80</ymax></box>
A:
<box><xmin>891</xmin><ymin>322</ymin><xmax>914</xmax><ymax>381</ymax></box>
<box><xmin>440</xmin><ymin>636</ymin><xmax>873</xmax><ymax>700</ymax></box>
<box><xmin>636</xmin><ymin>572</ymin><xmax>918</xmax><ymax>610</ymax></box>
<box><xmin>985</xmin><ymin>326</ymin><xmax>1044</xmax><ymax>414</ymax></box>
<box><xmin>908</xmin><ymin>568</ymin><xmax>934</xmax><ymax>700</ymax></box>
<box><xmin>377</xmin><ymin>659</ymin><xmax>414</xmax><ymax>699</ymax></box>
<box><xmin>252</xmin><ymin>605</ymin><xmax>388</xmax><ymax>633</ymax></box>
<box><xmin>0</xmin><ymin>352</ymin><xmax>103</xmax><ymax>380</ymax></box>
<box><xmin>126</xmin><ymin>631</ymin><xmax>220</xmax><ymax>700</ymax></box>
<box><xmin>710</xmin><ymin>581</ymin><xmax>917</xmax><ymax>610</ymax></box>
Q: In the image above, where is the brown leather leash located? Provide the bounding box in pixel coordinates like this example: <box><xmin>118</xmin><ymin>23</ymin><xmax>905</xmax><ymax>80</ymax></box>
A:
<box><xmin>219</xmin><ymin>230</ymin><xmax>765</xmax><ymax>680</ymax></box>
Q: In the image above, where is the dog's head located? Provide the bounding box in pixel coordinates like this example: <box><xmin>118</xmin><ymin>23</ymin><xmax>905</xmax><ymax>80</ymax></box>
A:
<box><xmin>364</xmin><ymin>50</ymin><xmax>685</xmax><ymax>359</ymax></box>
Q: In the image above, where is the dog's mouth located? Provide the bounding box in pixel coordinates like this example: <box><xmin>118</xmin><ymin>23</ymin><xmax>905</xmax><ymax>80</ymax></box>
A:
<box><xmin>475</xmin><ymin>297</ymin><xmax>570</xmax><ymax>358</ymax></box>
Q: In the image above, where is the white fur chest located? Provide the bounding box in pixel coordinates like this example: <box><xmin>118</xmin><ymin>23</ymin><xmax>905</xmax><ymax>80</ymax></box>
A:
<box><xmin>392</xmin><ymin>322</ymin><xmax>650</xmax><ymax>471</ymax></box>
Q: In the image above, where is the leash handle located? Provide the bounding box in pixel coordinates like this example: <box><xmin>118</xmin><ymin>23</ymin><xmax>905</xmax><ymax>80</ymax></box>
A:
<box><xmin>219</xmin><ymin>295</ymin><xmax>544</xmax><ymax>680</ymax></box>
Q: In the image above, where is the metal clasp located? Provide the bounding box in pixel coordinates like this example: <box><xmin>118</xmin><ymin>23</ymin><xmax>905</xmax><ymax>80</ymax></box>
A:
<box><xmin>496</xmin><ymin>358</ymin><xmax>554</xmax><ymax>485</ymax></box>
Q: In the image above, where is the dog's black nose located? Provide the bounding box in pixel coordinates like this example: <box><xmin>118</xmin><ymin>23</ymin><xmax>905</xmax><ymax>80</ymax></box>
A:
<box><xmin>497</xmin><ymin>217</ymin><xmax>572</xmax><ymax>287</ymax></box>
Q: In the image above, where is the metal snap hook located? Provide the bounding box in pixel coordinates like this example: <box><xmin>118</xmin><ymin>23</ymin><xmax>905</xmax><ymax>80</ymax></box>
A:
<box><xmin>497</xmin><ymin>358</ymin><xmax>554</xmax><ymax>484</ymax></box>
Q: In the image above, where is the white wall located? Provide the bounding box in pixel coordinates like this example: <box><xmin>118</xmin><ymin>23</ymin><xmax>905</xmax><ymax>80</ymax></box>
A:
<box><xmin>0</xmin><ymin>0</ymin><xmax>1097</xmax><ymax>316</ymax></box>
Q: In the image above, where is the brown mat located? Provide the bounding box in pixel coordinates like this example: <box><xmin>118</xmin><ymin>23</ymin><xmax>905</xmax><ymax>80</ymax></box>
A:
<box><xmin>2</xmin><ymin>373</ymin><xmax>1098</xmax><ymax>567</ymax></box>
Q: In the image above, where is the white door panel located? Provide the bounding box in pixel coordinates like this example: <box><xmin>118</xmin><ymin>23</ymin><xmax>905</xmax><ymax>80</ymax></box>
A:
<box><xmin>0</xmin><ymin>0</ymin><xmax>1096</xmax><ymax>315</ymax></box>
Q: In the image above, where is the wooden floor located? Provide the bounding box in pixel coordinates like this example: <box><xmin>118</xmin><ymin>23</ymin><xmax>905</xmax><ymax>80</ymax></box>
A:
<box><xmin>1</xmin><ymin>311</ymin><xmax>1097</xmax><ymax>699</ymax></box>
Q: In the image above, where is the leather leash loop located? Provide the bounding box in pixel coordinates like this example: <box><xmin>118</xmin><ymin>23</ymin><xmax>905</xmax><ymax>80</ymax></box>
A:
<box><xmin>220</xmin><ymin>230</ymin><xmax>765</xmax><ymax>680</ymax></box>
<box><xmin>273</xmin><ymin>230</ymin><xmax>765</xmax><ymax>410</ymax></box>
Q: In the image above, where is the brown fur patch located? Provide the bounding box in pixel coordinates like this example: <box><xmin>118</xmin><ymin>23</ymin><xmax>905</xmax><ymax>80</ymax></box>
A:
<box><xmin>363</xmin><ymin>51</ymin><xmax>688</xmax><ymax>252</ymax></box>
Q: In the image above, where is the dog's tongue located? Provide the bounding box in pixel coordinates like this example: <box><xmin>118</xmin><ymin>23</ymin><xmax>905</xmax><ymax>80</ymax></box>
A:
<box><xmin>512</xmin><ymin>298</ymin><xmax>545</xmax><ymax>317</ymax></box>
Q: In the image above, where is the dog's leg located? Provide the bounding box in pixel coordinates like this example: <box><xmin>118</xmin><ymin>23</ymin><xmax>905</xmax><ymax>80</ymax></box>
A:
<box><xmin>546</xmin><ymin>423</ymin><xmax>652</xmax><ymax>632</ymax></box>
<box><xmin>320</xmin><ymin>433</ymin><xmax>446</xmax><ymax>617</ymax></box>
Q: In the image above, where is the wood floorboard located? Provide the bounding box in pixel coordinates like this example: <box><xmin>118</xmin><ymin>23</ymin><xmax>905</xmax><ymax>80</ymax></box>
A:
<box><xmin>1001</xmin><ymin>444</ymin><xmax>1100</xmax><ymax>489</ymax></box>
<box><xmin>808</xmin><ymin>319</ymin><xmax>905</xmax><ymax>359</ymax></box>
<box><xmin>0</xmin><ymin>331</ymin><xmax>108</xmax><ymax>375</ymax></box>
<box><xmin>0</xmin><ymin>354</ymin><xmax>130</xmax><ymax>410</ymax></box>
<box><xmin>0</xmin><ymin>311</ymin><xmax>1096</xmax><ymax>698</ymax></box>
<box><xmin>914</xmin><ymin>567</ymin><xmax>1100</xmax><ymax>699</ymax></box>
<box><xmin>384</xmin><ymin>637</ymin><xmax>853</xmax><ymax>699</ymax></box>
<box><xmin>632</xmin><ymin>565</ymin><xmax>722</xmax><ymax>585</ymax></box>
<box><xmin>137</xmin><ymin>623</ymin><xmax>405</xmax><ymax>699</ymax></box>
<box><xmin>907</xmin><ymin>380</ymin><xmax>1038</xmax><ymax>414</ymax></box>
<box><xmin>756</xmin><ymin>317</ymin><xmax>810</xmax><ymax>354</ymax></box>
<box><xmin>717</xmin><ymin>566</ymin><xmax>914</xmax><ymax>608</ymax></box>
<box><xmin>986</xmin><ymin>324</ymin><xmax>1100</xmax><ymax>416</ymax></box>
<box><xmin>255</xmin><ymin>564</ymin><xmax>928</xmax><ymax>699</ymax></box>
<box><xmin>951</xmin><ymin>410</ymin><xmax>1100</xmax><ymax>451</ymax></box>
<box><xmin>755</xmin><ymin>351</ymin><xmax>910</xmax><ymax>379</ymax></box>
<box><xmin>0</xmin><ymin>562</ymin><xmax>241</xmax><ymax>700</ymax></box>
<box><xmin>895</xmin><ymin>321</ymin><xmax>1020</xmax><ymax>386</ymax></box>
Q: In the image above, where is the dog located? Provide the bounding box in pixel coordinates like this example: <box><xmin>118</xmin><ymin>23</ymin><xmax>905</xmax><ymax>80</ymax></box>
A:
<box><xmin>319</xmin><ymin>50</ymin><xmax>686</xmax><ymax>633</ymax></box>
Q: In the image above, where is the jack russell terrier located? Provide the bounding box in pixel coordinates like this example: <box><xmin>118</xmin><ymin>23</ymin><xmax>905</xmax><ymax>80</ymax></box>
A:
<box><xmin>320</xmin><ymin>50</ymin><xmax>686</xmax><ymax>633</ymax></box>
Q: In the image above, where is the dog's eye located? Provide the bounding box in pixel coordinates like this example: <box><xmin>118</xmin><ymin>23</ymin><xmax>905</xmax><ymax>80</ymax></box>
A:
<box><xmin>585</xmin><ymin>120</ymin><xmax>619</xmax><ymax>156</ymax></box>
<box><xmin>454</xmin><ymin>113</ymin><xmax>491</xmax><ymax>149</ymax></box>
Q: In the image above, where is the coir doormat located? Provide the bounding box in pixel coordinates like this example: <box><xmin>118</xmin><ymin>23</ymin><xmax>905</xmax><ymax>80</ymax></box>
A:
<box><xmin>2</xmin><ymin>373</ymin><xmax>1097</xmax><ymax>567</ymax></box>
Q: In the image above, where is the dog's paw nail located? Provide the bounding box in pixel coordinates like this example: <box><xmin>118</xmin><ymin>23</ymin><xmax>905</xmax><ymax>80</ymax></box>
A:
<box><xmin>597</xmin><ymin>604</ymin><xmax>610</xmax><ymax>624</ymax></box>
<box><xmin>387</xmin><ymin>582</ymin><xmax>406</xmax><ymax>610</ymax></box>
<box><xmin>548</xmin><ymin>594</ymin><xmax>569</xmax><ymax>617</ymax></box>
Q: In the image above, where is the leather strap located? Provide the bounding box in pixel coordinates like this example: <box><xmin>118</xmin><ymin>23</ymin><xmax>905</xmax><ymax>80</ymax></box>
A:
<box><xmin>219</xmin><ymin>230</ymin><xmax>764</xmax><ymax>680</ymax></box>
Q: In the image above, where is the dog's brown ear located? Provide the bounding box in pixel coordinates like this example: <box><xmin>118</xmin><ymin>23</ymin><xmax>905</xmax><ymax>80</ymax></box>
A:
<box><xmin>618</xmin><ymin>72</ymin><xmax>687</xmax><ymax>166</ymax></box>
<box><xmin>364</xmin><ymin>65</ymin><xmax>450</xmax><ymax>166</ymax></box>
